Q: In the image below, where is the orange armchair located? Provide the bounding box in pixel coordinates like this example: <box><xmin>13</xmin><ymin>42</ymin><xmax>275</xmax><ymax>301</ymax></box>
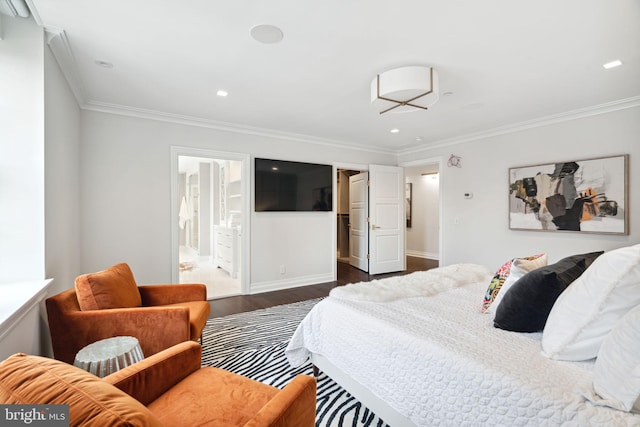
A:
<box><xmin>46</xmin><ymin>263</ymin><xmax>210</xmax><ymax>364</ymax></box>
<box><xmin>0</xmin><ymin>342</ymin><xmax>317</xmax><ymax>426</ymax></box>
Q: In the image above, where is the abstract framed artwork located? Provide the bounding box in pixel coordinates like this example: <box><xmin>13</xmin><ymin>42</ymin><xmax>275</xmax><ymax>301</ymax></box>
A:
<box><xmin>508</xmin><ymin>154</ymin><xmax>628</xmax><ymax>234</ymax></box>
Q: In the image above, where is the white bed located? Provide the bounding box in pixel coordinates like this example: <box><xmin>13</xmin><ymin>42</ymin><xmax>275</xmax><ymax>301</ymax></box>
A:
<box><xmin>285</xmin><ymin>264</ymin><xmax>640</xmax><ymax>426</ymax></box>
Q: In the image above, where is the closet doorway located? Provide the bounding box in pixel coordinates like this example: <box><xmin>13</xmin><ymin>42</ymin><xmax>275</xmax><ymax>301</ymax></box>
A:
<box><xmin>337</xmin><ymin>164</ymin><xmax>407</xmax><ymax>275</ymax></box>
<box><xmin>170</xmin><ymin>147</ymin><xmax>250</xmax><ymax>300</ymax></box>
<box><xmin>336</xmin><ymin>160</ymin><xmax>442</xmax><ymax>276</ymax></box>
<box><xmin>337</xmin><ymin>169</ymin><xmax>362</xmax><ymax>265</ymax></box>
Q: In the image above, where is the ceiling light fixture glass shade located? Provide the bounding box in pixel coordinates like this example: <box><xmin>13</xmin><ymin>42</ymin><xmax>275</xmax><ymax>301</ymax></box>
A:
<box><xmin>371</xmin><ymin>66</ymin><xmax>439</xmax><ymax>114</ymax></box>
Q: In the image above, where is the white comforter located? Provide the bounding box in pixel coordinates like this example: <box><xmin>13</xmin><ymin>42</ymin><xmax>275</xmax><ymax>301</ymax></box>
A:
<box><xmin>286</xmin><ymin>270</ymin><xmax>640</xmax><ymax>426</ymax></box>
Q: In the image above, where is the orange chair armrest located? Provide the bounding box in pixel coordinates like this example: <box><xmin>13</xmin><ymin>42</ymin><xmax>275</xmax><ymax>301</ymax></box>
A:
<box><xmin>104</xmin><ymin>341</ymin><xmax>202</xmax><ymax>406</ymax></box>
<box><xmin>244</xmin><ymin>375</ymin><xmax>317</xmax><ymax>427</ymax></box>
<box><xmin>138</xmin><ymin>284</ymin><xmax>207</xmax><ymax>305</ymax></box>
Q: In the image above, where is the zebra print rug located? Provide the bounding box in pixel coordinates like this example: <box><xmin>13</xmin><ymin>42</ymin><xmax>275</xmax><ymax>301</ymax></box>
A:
<box><xmin>201</xmin><ymin>298</ymin><xmax>389</xmax><ymax>427</ymax></box>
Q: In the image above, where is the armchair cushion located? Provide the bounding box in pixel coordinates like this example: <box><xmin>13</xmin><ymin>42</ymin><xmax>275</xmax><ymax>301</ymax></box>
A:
<box><xmin>148</xmin><ymin>366</ymin><xmax>280</xmax><ymax>425</ymax></box>
<box><xmin>0</xmin><ymin>353</ymin><xmax>161</xmax><ymax>427</ymax></box>
<box><xmin>75</xmin><ymin>262</ymin><xmax>142</xmax><ymax>310</ymax></box>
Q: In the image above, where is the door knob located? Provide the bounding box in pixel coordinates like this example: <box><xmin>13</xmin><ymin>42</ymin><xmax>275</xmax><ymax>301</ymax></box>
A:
<box><xmin>371</xmin><ymin>225</ymin><xmax>381</xmax><ymax>230</ymax></box>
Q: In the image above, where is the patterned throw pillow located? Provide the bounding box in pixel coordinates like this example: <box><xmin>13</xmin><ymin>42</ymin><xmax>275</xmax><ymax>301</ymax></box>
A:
<box><xmin>481</xmin><ymin>254</ymin><xmax>546</xmax><ymax>313</ymax></box>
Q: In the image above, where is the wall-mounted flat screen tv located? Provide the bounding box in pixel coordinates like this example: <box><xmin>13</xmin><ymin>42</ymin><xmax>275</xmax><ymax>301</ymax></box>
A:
<box><xmin>255</xmin><ymin>158</ymin><xmax>333</xmax><ymax>212</ymax></box>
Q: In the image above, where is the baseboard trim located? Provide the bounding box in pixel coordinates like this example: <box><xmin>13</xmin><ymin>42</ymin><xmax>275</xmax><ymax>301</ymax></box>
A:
<box><xmin>250</xmin><ymin>274</ymin><xmax>334</xmax><ymax>295</ymax></box>
<box><xmin>406</xmin><ymin>250</ymin><xmax>439</xmax><ymax>260</ymax></box>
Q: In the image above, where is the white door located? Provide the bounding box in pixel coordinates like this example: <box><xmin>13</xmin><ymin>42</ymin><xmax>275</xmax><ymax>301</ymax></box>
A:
<box><xmin>349</xmin><ymin>172</ymin><xmax>369</xmax><ymax>272</ymax></box>
<box><xmin>369</xmin><ymin>165</ymin><xmax>406</xmax><ymax>274</ymax></box>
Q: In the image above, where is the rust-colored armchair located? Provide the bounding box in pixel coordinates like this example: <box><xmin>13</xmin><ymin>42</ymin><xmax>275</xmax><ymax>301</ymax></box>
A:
<box><xmin>0</xmin><ymin>341</ymin><xmax>317</xmax><ymax>426</ymax></box>
<box><xmin>46</xmin><ymin>263</ymin><xmax>210</xmax><ymax>364</ymax></box>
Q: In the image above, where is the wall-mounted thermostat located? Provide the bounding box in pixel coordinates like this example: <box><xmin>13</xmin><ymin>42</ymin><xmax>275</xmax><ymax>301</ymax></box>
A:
<box><xmin>464</xmin><ymin>192</ymin><xmax>473</xmax><ymax>199</ymax></box>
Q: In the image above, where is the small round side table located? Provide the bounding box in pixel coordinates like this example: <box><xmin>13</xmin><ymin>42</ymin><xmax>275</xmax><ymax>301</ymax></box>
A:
<box><xmin>73</xmin><ymin>336</ymin><xmax>144</xmax><ymax>377</ymax></box>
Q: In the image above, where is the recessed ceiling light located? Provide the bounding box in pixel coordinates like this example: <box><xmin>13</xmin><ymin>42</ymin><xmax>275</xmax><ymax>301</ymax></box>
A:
<box><xmin>271</xmin><ymin>167</ymin><xmax>279</xmax><ymax>171</ymax></box>
<box><xmin>250</xmin><ymin>24</ymin><xmax>284</xmax><ymax>44</ymax></box>
<box><xmin>415</xmin><ymin>136</ymin><xmax>423</xmax><ymax>141</ymax></box>
<box><xmin>216</xmin><ymin>90</ymin><xmax>228</xmax><ymax>97</ymax></box>
<box><xmin>603</xmin><ymin>60</ymin><xmax>623</xmax><ymax>69</ymax></box>
<box><xmin>390</xmin><ymin>128</ymin><xmax>400</xmax><ymax>134</ymax></box>
<box><xmin>94</xmin><ymin>60</ymin><xmax>113</xmax><ymax>68</ymax></box>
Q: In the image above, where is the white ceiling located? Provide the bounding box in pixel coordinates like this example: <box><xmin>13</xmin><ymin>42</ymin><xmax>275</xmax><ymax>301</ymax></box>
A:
<box><xmin>27</xmin><ymin>0</ymin><xmax>640</xmax><ymax>154</ymax></box>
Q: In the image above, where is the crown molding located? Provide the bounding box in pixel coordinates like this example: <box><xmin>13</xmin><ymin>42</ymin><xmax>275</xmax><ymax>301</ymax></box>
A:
<box><xmin>398</xmin><ymin>96</ymin><xmax>640</xmax><ymax>157</ymax></box>
<box><xmin>44</xmin><ymin>27</ymin><xmax>86</xmax><ymax>106</ymax></box>
<box><xmin>85</xmin><ymin>95</ymin><xmax>640</xmax><ymax>158</ymax></box>
<box><xmin>23</xmin><ymin>0</ymin><xmax>40</xmax><ymax>24</ymax></box>
<box><xmin>39</xmin><ymin>16</ymin><xmax>639</xmax><ymax>159</ymax></box>
<box><xmin>82</xmin><ymin>100</ymin><xmax>396</xmax><ymax>155</ymax></box>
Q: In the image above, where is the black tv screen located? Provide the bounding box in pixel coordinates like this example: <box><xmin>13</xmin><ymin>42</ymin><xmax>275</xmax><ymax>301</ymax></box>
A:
<box><xmin>255</xmin><ymin>158</ymin><xmax>333</xmax><ymax>212</ymax></box>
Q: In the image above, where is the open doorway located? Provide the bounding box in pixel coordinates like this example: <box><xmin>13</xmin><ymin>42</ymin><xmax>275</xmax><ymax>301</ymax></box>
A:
<box><xmin>405</xmin><ymin>163</ymin><xmax>440</xmax><ymax>261</ymax></box>
<box><xmin>400</xmin><ymin>157</ymin><xmax>443</xmax><ymax>264</ymax></box>
<box><xmin>337</xmin><ymin>169</ymin><xmax>359</xmax><ymax>264</ymax></box>
<box><xmin>336</xmin><ymin>161</ymin><xmax>441</xmax><ymax>281</ymax></box>
<box><xmin>336</xmin><ymin>164</ymin><xmax>408</xmax><ymax>276</ymax></box>
<box><xmin>171</xmin><ymin>148</ymin><xmax>249</xmax><ymax>300</ymax></box>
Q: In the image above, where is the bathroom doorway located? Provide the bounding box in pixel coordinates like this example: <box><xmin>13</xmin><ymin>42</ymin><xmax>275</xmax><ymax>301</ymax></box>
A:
<box><xmin>171</xmin><ymin>147</ymin><xmax>249</xmax><ymax>300</ymax></box>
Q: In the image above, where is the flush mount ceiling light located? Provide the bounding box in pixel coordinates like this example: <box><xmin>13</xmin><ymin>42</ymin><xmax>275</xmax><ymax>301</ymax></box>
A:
<box><xmin>371</xmin><ymin>66</ymin><xmax>439</xmax><ymax>114</ymax></box>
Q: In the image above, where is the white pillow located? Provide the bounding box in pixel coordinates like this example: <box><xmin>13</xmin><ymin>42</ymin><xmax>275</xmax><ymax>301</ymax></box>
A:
<box><xmin>485</xmin><ymin>254</ymin><xmax>547</xmax><ymax>314</ymax></box>
<box><xmin>589</xmin><ymin>304</ymin><xmax>640</xmax><ymax>412</ymax></box>
<box><xmin>542</xmin><ymin>244</ymin><xmax>640</xmax><ymax>361</ymax></box>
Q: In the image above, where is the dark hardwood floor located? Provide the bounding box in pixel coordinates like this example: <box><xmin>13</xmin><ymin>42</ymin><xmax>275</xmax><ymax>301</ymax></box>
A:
<box><xmin>209</xmin><ymin>256</ymin><xmax>438</xmax><ymax>318</ymax></box>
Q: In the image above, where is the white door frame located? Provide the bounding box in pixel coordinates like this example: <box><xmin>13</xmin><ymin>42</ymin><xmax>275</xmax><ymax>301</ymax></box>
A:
<box><xmin>170</xmin><ymin>146</ymin><xmax>251</xmax><ymax>293</ymax></box>
<box><xmin>398</xmin><ymin>156</ymin><xmax>444</xmax><ymax>265</ymax></box>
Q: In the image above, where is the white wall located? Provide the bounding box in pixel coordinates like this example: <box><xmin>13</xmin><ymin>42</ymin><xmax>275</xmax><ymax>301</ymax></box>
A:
<box><xmin>42</xmin><ymin>30</ymin><xmax>82</xmax><ymax>356</ymax></box>
<box><xmin>0</xmin><ymin>16</ymin><xmax>81</xmax><ymax>358</ymax></box>
<box><xmin>0</xmin><ymin>16</ymin><xmax>45</xmax><ymax>282</ymax></box>
<box><xmin>79</xmin><ymin>111</ymin><xmax>395</xmax><ymax>290</ymax></box>
<box><xmin>405</xmin><ymin>165</ymin><xmax>439</xmax><ymax>259</ymax></box>
<box><xmin>44</xmin><ymin>36</ymin><xmax>82</xmax><ymax>297</ymax></box>
<box><xmin>398</xmin><ymin>107</ymin><xmax>640</xmax><ymax>271</ymax></box>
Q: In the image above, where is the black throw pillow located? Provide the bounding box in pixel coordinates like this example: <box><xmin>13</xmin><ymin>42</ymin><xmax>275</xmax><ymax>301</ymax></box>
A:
<box><xmin>493</xmin><ymin>252</ymin><xmax>603</xmax><ymax>333</ymax></box>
